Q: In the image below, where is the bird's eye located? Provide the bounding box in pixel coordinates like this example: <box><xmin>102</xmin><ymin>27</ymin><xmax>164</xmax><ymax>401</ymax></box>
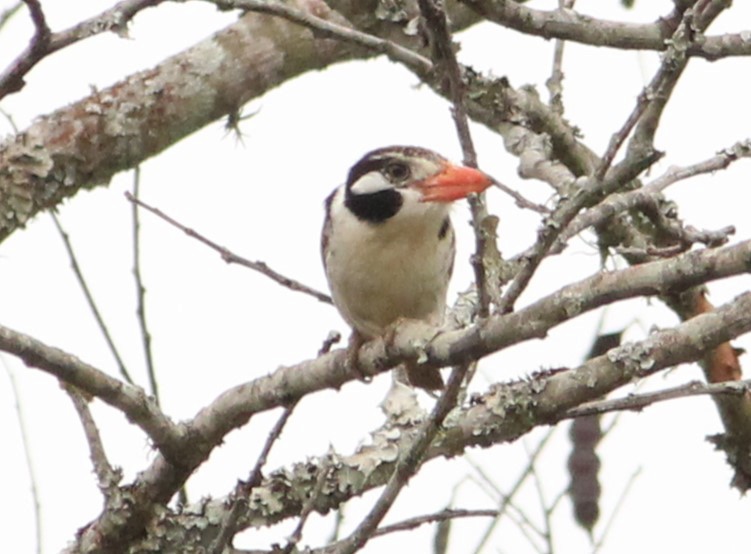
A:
<box><xmin>384</xmin><ymin>162</ymin><xmax>411</xmax><ymax>182</ymax></box>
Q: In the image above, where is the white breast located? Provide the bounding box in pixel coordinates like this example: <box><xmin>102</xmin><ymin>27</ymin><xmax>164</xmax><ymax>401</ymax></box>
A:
<box><xmin>323</xmin><ymin>187</ymin><xmax>454</xmax><ymax>339</ymax></box>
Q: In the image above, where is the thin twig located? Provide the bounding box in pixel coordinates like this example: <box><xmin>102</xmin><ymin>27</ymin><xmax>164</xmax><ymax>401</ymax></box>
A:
<box><xmin>0</xmin><ymin>1</ymin><xmax>22</xmax><ymax>31</ymax></box>
<box><xmin>129</xmin><ymin>169</ymin><xmax>185</xmax><ymax>503</ymax></box>
<box><xmin>124</xmin><ymin>191</ymin><xmax>332</xmax><ymax>304</ymax></box>
<box><xmin>209</xmin><ymin>403</ymin><xmax>298</xmax><ymax>554</ymax></box>
<box><xmin>553</xmin><ymin>137</ymin><xmax>751</xmax><ymax>253</ymax></box>
<box><xmin>51</xmin><ymin>212</ymin><xmax>135</xmax><ymax>384</ymax></box>
<box><xmin>417</xmin><ymin>0</ymin><xmax>495</xmax><ymax>317</ymax></box>
<box><xmin>492</xmin><ymin>179</ymin><xmax>550</xmax><ymax>214</ymax></box>
<box><xmin>524</xmin><ymin>441</ymin><xmax>554</xmax><ymax>554</ymax></box>
<box><xmin>130</xmin><ymin>168</ymin><xmax>159</xmax><ymax>402</ymax></box>
<box><xmin>597</xmin><ymin>5</ymin><xmax>729</xmax><ymax>180</ymax></box>
<box><xmin>64</xmin><ymin>385</ymin><xmax>121</xmax><ymax>496</ymax></box>
<box><xmin>1</xmin><ymin>356</ymin><xmax>43</xmax><ymax>554</ymax></box>
<box><xmin>591</xmin><ymin>467</ymin><xmax>642</xmax><ymax>553</ymax></box>
<box><xmin>547</xmin><ymin>486</ymin><xmax>569</xmax><ymax>517</ymax></box>
<box><xmin>22</xmin><ymin>0</ymin><xmax>50</xmax><ymax>49</ymax></box>
<box><xmin>470</xmin><ymin>428</ymin><xmax>556</xmax><ymax>553</ymax></box>
<box><xmin>546</xmin><ymin>0</ymin><xmax>575</xmax><ymax>113</ymax></box>
<box><xmin>319</xmin><ymin>331</ymin><xmax>342</xmax><ymax>356</ymax></box>
<box><xmin>560</xmin><ymin>379</ymin><xmax>751</xmax><ymax>420</ymax></box>
<box><xmin>372</xmin><ymin>508</ymin><xmax>500</xmax><ymax>538</ymax></box>
<box><xmin>329</xmin><ymin>363</ymin><xmax>472</xmax><ymax>554</ymax></box>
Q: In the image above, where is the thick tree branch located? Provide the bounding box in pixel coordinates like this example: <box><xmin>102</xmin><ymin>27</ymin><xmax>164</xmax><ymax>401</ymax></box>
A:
<box><xmin>461</xmin><ymin>0</ymin><xmax>751</xmax><ymax>60</ymax></box>
<box><xmin>6</xmin><ymin>239</ymin><xmax>750</xmax><ymax>446</ymax></box>
<box><xmin>209</xmin><ymin>0</ymin><xmax>433</xmax><ymax>74</ymax></box>
<box><xmin>119</xmin><ymin>290</ymin><xmax>751</xmax><ymax>552</ymax></box>
<box><xmin>0</xmin><ymin>0</ymin><xmax>481</xmax><ymax>244</ymax></box>
<box><xmin>0</xmin><ymin>238</ymin><xmax>744</xmax><ymax>551</ymax></box>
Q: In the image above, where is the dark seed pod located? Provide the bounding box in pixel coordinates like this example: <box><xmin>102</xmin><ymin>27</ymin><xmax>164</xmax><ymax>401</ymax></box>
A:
<box><xmin>567</xmin><ymin>332</ymin><xmax>622</xmax><ymax>533</ymax></box>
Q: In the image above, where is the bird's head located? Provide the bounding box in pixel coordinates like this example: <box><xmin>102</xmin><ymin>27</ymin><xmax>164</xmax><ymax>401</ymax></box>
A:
<box><xmin>343</xmin><ymin>146</ymin><xmax>492</xmax><ymax>224</ymax></box>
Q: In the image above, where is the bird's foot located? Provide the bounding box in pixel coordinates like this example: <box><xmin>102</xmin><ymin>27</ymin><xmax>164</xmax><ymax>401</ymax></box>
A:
<box><xmin>345</xmin><ymin>332</ymin><xmax>372</xmax><ymax>383</ymax></box>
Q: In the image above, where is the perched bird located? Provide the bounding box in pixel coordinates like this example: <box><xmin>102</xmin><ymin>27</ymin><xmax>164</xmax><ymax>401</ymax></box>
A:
<box><xmin>321</xmin><ymin>146</ymin><xmax>492</xmax><ymax>389</ymax></box>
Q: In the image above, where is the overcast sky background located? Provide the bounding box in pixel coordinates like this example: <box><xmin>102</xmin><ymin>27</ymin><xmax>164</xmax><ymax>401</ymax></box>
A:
<box><xmin>1</xmin><ymin>1</ymin><xmax>751</xmax><ymax>552</ymax></box>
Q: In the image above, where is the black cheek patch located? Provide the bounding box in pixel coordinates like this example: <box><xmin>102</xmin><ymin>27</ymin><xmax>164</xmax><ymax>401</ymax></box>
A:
<box><xmin>345</xmin><ymin>188</ymin><xmax>403</xmax><ymax>223</ymax></box>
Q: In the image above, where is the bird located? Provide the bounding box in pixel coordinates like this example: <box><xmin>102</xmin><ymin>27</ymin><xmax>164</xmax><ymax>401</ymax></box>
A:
<box><xmin>321</xmin><ymin>146</ymin><xmax>492</xmax><ymax>389</ymax></box>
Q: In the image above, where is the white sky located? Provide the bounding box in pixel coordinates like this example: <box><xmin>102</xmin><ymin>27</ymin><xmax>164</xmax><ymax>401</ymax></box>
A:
<box><xmin>1</xmin><ymin>1</ymin><xmax>751</xmax><ymax>552</ymax></box>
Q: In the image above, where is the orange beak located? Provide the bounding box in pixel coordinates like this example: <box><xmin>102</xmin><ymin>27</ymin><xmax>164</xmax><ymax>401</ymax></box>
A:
<box><xmin>416</xmin><ymin>163</ymin><xmax>493</xmax><ymax>203</ymax></box>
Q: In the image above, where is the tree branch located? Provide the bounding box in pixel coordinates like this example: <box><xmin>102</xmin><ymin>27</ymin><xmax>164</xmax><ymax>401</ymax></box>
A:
<box><xmin>418</xmin><ymin>0</ymin><xmax>499</xmax><ymax>316</ymax></box>
<box><xmin>0</xmin><ymin>325</ymin><xmax>181</xmax><ymax>457</ymax></box>
<box><xmin>0</xmin><ymin>0</ymin><xmax>485</xmax><ymax>244</ymax></box>
<box><xmin>65</xmin><ymin>386</ymin><xmax>122</xmax><ymax>497</ymax></box>
<box><xmin>562</xmin><ymin>379</ymin><xmax>751</xmax><ymax>419</ymax></box>
<box><xmin>461</xmin><ymin>0</ymin><xmax>751</xmax><ymax>60</ymax></box>
<box><xmin>7</xmin><ymin>238</ymin><xmax>751</xmax><ymax>449</ymax></box>
<box><xmin>552</xmin><ymin>138</ymin><xmax>751</xmax><ymax>252</ymax></box>
<box><xmin>125</xmin><ymin>191</ymin><xmax>333</xmax><ymax>304</ymax></box>
<box><xmin>0</xmin><ymin>0</ymin><xmax>166</xmax><ymax>98</ymax></box>
<box><xmin>116</xmin><ymin>290</ymin><xmax>751</xmax><ymax>552</ymax></box>
<box><xmin>51</xmin><ymin>212</ymin><xmax>135</xmax><ymax>384</ymax></box>
<box><xmin>1</xmin><ymin>237</ymin><xmax>743</xmax><ymax>551</ymax></box>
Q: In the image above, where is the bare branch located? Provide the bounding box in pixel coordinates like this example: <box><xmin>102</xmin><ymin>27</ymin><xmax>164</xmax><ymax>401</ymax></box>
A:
<box><xmin>0</xmin><ymin>325</ymin><xmax>181</xmax><ymax>457</ymax></box>
<box><xmin>470</xmin><ymin>429</ymin><xmax>557</xmax><ymax>553</ymax></box>
<box><xmin>209</xmin><ymin>0</ymin><xmax>432</xmax><ymax>75</ymax></box>
<box><xmin>417</xmin><ymin>0</ymin><xmax>499</xmax><ymax>316</ymax></box>
<box><xmin>613</xmin><ymin>4</ymin><xmax>729</xmax><ymax>181</ymax></box>
<box><xmin>130</xmin><ymin>168</ymin><xmax>160</xmax><ymax>401</ymax></box>
<box><xmin>546</xmin><ymin>0</ymin><xmax>576</xmax><ymax>113</ymax></box>
<box><xmin>12</xmin><ymin>237</ymin><xmax>750</xmax><ymax>445</ymax></box>
<box><xmin>371</xmin><ymin>508</ymin><xmax>500</xmax><ymax>539</ymax></box>
<box><xmin>64</xmin><ymin>386</ymin><xmax>122</xmax><ymax>496</ymax></box>
<box><xmin>496</xmin><ymin>150</ymin><xmax>661</xmax><ymax>314</ymax></box>
<box><xmin>210</xmin><ymin>403</ymin><xmax>298</xmax><ymax>554</ymax></box>
<box><xmin>125</xmin><ymin>191</ymin><xmax>333</xmax><ymax>304</ymax></box>
<box><xmin>0</xmin><ymin>2</ymin><xmax>23</xmax><ymax>31</ymax></box>
<box><xmin>0</xmin><ymin>0</ymin><xmax>166</xmax><ymax>98</ymax></box>
<box><xmin>21</xmin><ymin>0</ymin><xmax>51</xmax><ymax>55</ymax></box>
<box><xmin>462</xmin><ymin>0</ymin><xmax>751</xmax><ymax>60</ymax></box>
<box><xmin>1</xmin><ymin>358</ymin><xmax>43</xmax><ymax>554</ymax></box>
<box><xmin>554</xmin><ymin>139</ymin><xmax>751</xmax><ymax>252</ymax></box>
<box><xmin>51</xmin><ymin>213</ymin><xmax>135</xmax><ymax>384</ymax></box>
<box><xmin>325</xmin><ymin>364</ymin><xmax>472</xmax><ymax>554</ymax></box>
<box><xmin>562</xmin><ymin>379</ymin><xmax>751</xmax><ymax>420</ymax></box>
<box><xmin>115</xmin><ymin>290</ymin><xmax>751</xmax><ymax>551</ymax></box>
<box><xmin>596</xmin><ymin>7</ymin><xmax>705</xmax><ymax>180</ymax></box>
